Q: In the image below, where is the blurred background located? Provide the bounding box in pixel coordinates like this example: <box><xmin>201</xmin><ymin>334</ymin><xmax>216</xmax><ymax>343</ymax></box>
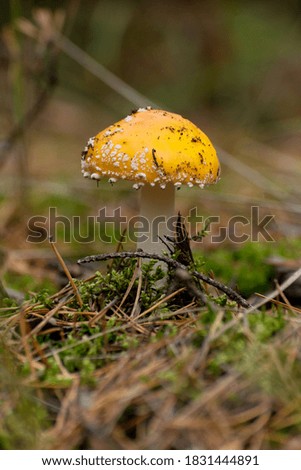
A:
<box><xmin>1</xmin><ymin>0</ymin><xmax>301</xmax><ymax>295</ymax></box>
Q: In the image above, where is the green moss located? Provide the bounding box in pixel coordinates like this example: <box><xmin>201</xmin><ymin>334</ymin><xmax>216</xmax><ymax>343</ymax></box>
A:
<box><xmin>0</xmin><ymin>344</ymin><xmax>48</xmax><ymax>449</ymax></box>
<box><xmin>4</xmin><ymin>272</ymin><xmax>56</xmax><ymax>298</ymax></box>
<box><xmin>196</xmin><ymin>239</ymin><xmax>301</xmax><ymax>298</ymax></box>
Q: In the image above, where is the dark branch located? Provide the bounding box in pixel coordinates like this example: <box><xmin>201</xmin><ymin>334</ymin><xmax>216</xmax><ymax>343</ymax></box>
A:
<box><xmin>78</xmin><ymin>251</ymin><xmax>251</xmax><ymax>308</ymax></box>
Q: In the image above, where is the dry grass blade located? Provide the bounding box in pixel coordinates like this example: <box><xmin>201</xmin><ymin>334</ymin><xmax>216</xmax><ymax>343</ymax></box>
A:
<box><xmin>111</xmin><ymin>305</ymin><xmax>149</xmax><ymax>335</ymax></box>
<box><xmin>23</xmin><ymin>297</ymin><xmax>68</xmax><ymax>340</ymax></box>
<box><xmin>49</xmin><ymin>238</ymin><xmax>83</xmax><ymax>308</ymax></box>
<box><xmin>130</xmin><ymin>258</ymin><xmax>142</xmax><ymax>318</ymax></box>
<box><xmin>88</xmin><ymin>298</ymin><xmax>118</xmax><ymax>327</ymax></box>
<box><xmin>255</xmin><ymin>295</ymin><xmax>301</xmax><ymax>314</ymax></box>
<box><xmin>275</xmin><ymin>280</ymin><xmax>295</xmax><ymax>309</ymax></box>
<box><xmin>189</xmin><ymin>309</ymin><xmax>225</xmax><ymax>373</ymax></box>
<box><xmin>118</xmin><ymin>260</ymin><xmax>140</xmax><ymax>311</ymax></box>
<box><xmin>135</xmin><ymin>287</ymin><xmax>186</xmax><ymax>320</ymax></box>
<box><xmin>19</xmin><ymin>308</ymin><xmax>34</xmax><ymax>373</ymax></box>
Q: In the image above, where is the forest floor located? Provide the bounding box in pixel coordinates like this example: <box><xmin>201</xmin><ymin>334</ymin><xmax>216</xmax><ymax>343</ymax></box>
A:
<box><xmin>1</xmin><ymin>75</ymin><xmax>301</xmax><ymax>450</ymax></box>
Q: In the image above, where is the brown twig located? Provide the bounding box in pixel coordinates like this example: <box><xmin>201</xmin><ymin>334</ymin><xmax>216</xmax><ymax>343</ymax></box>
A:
<box><xmin>77</xmin><ymin>251</ymin><xmax>251</xmax><ymax>308</ymax></box>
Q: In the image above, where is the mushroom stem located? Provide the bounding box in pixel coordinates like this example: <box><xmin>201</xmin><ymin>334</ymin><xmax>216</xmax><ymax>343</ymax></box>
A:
<box><xmin>138</xmin><ymin>184</ymin><xmax>175</xmax><ymax>255</ymax></box>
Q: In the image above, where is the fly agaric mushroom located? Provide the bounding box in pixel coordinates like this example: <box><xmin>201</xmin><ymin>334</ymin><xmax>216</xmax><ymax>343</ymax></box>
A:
<box><xmin>81</xmin><ymin>107</ymin><xmax>220</xmax><ymax>254</ymax></box>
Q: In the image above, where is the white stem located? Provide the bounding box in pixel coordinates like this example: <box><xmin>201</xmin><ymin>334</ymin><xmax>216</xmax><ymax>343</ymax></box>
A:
<box><xmin>137</xmin><ymin>184</ymin><xmax>175</xmax><ymax>255</ymax></box>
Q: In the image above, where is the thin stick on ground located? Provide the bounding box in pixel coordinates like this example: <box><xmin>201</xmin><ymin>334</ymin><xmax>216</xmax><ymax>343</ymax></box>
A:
<box><xmin>78</xmin><ymin>251</ymin><xmax>251</xmax><ymax>308</ymax></box>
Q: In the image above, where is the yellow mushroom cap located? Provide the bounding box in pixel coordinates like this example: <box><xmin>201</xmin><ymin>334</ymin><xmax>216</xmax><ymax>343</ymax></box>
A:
<box><xmin>81</xmin><ymin>107</ymin><xmax>221</xmax><ymax>189</ymax></box>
